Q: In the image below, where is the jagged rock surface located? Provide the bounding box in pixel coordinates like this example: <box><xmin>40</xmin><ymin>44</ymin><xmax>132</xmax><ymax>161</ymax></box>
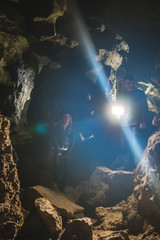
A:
<box><xmin>78</xmin><ymin>167</ymin><xmax>134</xmax><ymax>207</ymax></box>
<box><xmin>21</xmin><ymin>185</ymin><xmax>84</xmax><ymax>218</ymax></box>
<box><xmin>92</xmin><ymin>130</ymin><xmax>160</xmax><ymax>238</ymax></box>
<box><xmin>35</xmin><ymin>197</ymin><xmax>62</xmax><ymax>237</ymax></box>
<box><xmin>134</xmin><ymin>129</ymin><xmax>160</xmax><ymax>226</ymax></box>
<box><xmin>95</xmin><ymin>201</ymin><xmax>126</xmax><ymax>231</ymax></box>
<box><xmin>0</xmin><ymin>113</ymin><xmax>23</xmax><ymax>239</ymax></box>
<box><xmin>122</xmin><ymin>129</ymin><xmax>160</xmax><ymax>236</ymax></box>
<box><xmin>93</xmin><ymin>230</ymin><xmax>129</xmax><ymax>240</ymax></box>
<box><xmin>59</xmin><ymin>217</ymin><xmax>93</xmax><ymax>240</ymax></box>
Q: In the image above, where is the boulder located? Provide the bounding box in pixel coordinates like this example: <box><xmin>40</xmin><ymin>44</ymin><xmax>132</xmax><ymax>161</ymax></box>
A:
<box><xmin>79</xmin><ymin>167</ymin><xmax>134</xmax><ymax>207</ymax></box>
<box><xmin>95</xmin><ymin>201</ymin><xmax>126</xmax><ymax>231</ymax></box>
<box><xmin>123</xmin><ymin>194</ymin><xmax>144</xmax><ymax>235</ymax></box>
<box><xmin>21</xmin><ymin>185</ymin><xmax>84</xmax><ymax>218</ymax></box>
<box><xmin>35</xmin><ymin>197</ymin><xmax>62</xmax><ymax>237</ymax></box>
<box><xmin>141</xmin><ymin>224</ymin><xmax>160</xmax><ymax>240</ymax></box>
<box><xmin>60</xmin><ymin>217</ymin><xmax>93</xmax><ymax>240</ymax></box>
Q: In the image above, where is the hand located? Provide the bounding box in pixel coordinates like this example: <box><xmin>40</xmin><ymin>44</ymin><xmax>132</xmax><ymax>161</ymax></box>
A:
<box><xmin>57</xmin><ymin>152</ymin><xmax>62</xmax><ymax>157</ymax></box>
<box><xmin>140</xmin><ymin>121</ymin><xmax>146</xmax><ymax>129</ymax></box>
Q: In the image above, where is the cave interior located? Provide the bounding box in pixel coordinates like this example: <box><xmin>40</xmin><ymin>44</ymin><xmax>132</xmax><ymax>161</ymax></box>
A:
<box><xmin>0</xmin><ymin>0</ymin><xmax>160</xmax><ymax>239</ymax></box>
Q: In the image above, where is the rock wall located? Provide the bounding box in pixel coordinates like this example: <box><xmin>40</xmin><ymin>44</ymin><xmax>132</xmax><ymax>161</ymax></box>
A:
<box><xmin>122</xmin><ymin>129</ymin><xmax>160</xmax><ymax>235</ymax></box>
<box><xmin>134</xmin><ymin>129</ymin><xmax>160</xmax><ymax>225</ymax></box>
<box><xmin>0</xmin><ymin>113</ymin><xmax>23</xmax><ymax>239</ymax></box>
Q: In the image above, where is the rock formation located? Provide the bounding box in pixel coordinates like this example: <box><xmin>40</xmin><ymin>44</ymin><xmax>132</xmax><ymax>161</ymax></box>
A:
<box><xmin>0</xmin><ymin>0</ymin><xmax>160</xmax><ymax>239</ymax></box>
<box><xmin>77</xmin><ymin>167</ymin><xmax>134</xmax><ymax>207</ymax></box>
<box><xmin>0</xmin><ymin>113</ymin><xmax>23</xmax><ymax>239</ymax></box>
<box><xmin>93</xmin><ymin>129</ymin><xmax>160</xmax><ymax>238</ymax></box>
<box><xmin>35</xmin><ymin>197</ymin><xmax>62</xmax><ymax>237</ymax></box>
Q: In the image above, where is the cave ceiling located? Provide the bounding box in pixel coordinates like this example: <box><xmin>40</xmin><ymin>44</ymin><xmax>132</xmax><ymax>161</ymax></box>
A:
<box><xmin>0</xmin><ymin>0</ymin><xmax>160</xmax><ymax>129</ymax></box>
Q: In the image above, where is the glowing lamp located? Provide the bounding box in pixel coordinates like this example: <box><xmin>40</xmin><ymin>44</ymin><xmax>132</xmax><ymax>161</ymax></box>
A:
<box><xmin>111</xmin><ymin>105</ymin><xmax>125</xmax><ymax>119</ymax></box>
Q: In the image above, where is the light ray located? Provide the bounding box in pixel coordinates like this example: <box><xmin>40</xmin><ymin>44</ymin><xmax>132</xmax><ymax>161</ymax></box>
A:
<box><xmin>73</xmin><ymin>3</ymin><xmax>144</xmax><ymax>167</ymax></box>
<box><xmin>72</xmin><ymin>4</ymin><xmax>112</xmax><ymax>100</ymax></box>
<box><xmin>120</xmin><ymin>124</ymin><xmax>144</xmax><ymax>164</ymax></box>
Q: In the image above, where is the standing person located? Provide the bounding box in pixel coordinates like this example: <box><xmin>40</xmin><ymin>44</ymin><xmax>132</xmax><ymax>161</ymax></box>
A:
<box><xmin>53</xmin><ymin>113</ymin><xmax>75</xmax><ymax>190</ymax></box>
<box><xmin>119</xmin><ymin>75</ymin><xmax>149</xmax><ymax>130</ymax></box>
<box><xmin>115</xmin><ymin>75</ymin><xmax>149</xmax><ymax>170</ymax></box>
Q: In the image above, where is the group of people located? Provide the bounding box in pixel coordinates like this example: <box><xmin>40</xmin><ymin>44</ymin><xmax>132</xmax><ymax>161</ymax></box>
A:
<box><xmin>52</xmin><ymin>75</ymin><xmax>157</xmax><ymax>189</ymax></box>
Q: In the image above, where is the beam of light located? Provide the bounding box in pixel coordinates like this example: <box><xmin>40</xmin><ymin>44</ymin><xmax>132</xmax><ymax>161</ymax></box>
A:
<box><xmin>73</xmin><ymin>3</ymin><xmax>145</xmax><ymax>167</ymax></box>
<box><xmin>80</xmin><ymin>28</ymin><xmax>112</xmax><ymax>99</ymax></box>
<box><xmin>72</xmin><ymin>4</ymin><xmax>112</xmax><ymax>100</ymax></box>
<box><xmin>120</xmin><ymin>124</ymin><xmax>144</xmax><ymax>164</ymax></box>
<box><xmin>136</xmin><ymin>153</ymin><xmax>160</xmax><ymax>200</ymax></box>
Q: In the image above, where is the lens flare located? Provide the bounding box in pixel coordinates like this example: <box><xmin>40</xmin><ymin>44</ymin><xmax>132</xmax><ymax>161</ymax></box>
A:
<box><xmin>112</xmin><ymin>105</ymin><xmax>125</xmax><ymax>119</ymax></box>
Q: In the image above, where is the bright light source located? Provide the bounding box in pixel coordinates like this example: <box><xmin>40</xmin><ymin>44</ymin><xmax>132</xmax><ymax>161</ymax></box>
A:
<box><xmin>111</xmin><ymin>105</ymin><xmax>125</xmax><ymax>119</ymax></box>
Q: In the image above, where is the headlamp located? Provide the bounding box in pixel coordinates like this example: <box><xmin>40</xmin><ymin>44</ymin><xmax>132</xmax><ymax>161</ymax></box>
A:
<box><xmin>111</xmin><ymin>105</ymin><xmax>125</xmax><ymax>119</ymax></box>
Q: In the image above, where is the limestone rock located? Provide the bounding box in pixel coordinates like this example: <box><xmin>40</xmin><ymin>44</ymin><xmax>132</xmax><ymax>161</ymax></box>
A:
<box><xmin>0</xmin><ymin>32</ymin><xmax>29</xmax><ymax>67</ymax></box>
<box><xmin>13</xmin><ymin>60</ymin><xmax>35</xmax><ymax>125</ymax></box>
<box><xmin>93</xmin><ymin>229</ymin><xmax>129</xmax><ymax>240</ymax></box>
<box><xmin>134</xmin><ymin>130</ymin><xmax>160</xmax><ymax>226</ymax></box>
<box><xmin>35</xmin><ymin>197</ymin><xmax>62</xmax><ymax>237</ymax></box>
<box><xmin>141</xmin><ymin>225</ymin><xmax>160</xmax><ymax>240</ymax></box>
<box><xmin>123</xmin><ymin>194</ymin><xmax>144</xmax><ymax>235</ymax></box>
<box><xmin>123</xmin><ymin>129</ymin><xmax>160</xmax><ymax>234</ymax></box>
<box><xmin>97</xmin><ymin>49</ymin><xmax>123</xmax><ymax>71</ymax></box>
<box><xmin>21</xmin><ymin>185</ymin><xmax>84</xmax><ymax>218</ymax></box>
<box><xmin>33</xmin><ymin>0</ymin><xmax>68</xmax><ymax>40</ymax></box>
<box><xmin>60</xmin><ymin>217</ymin><xmax>93</xmax><ymax>240</ymax></box>
<box><xmin>102</xmin><ymin>231</ymin><xmax>129</xmax><ymax>240</ymax></box>
<box><xmin>79</xmin><ymin>167</ymin><xmax>134</xmax><ymax>207</ymax></box>
<box><xmin>0</xmin><ymin>114</ymin><xmax>23</xmax><ymax>239</ymax></box>
<box><xmin>138</xmin><ymin>82</ymin><xmax>160</xmax><ymax>113</ymax></box>
<box><xmin>152</xmin><ymin>114</ymin><xmax>160</xmax><ymax>127</ymax></box>
<box><xmin>95</xmin><ymin>201</ymin><xmax>126</xmax><ymax>231</ymax></box>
